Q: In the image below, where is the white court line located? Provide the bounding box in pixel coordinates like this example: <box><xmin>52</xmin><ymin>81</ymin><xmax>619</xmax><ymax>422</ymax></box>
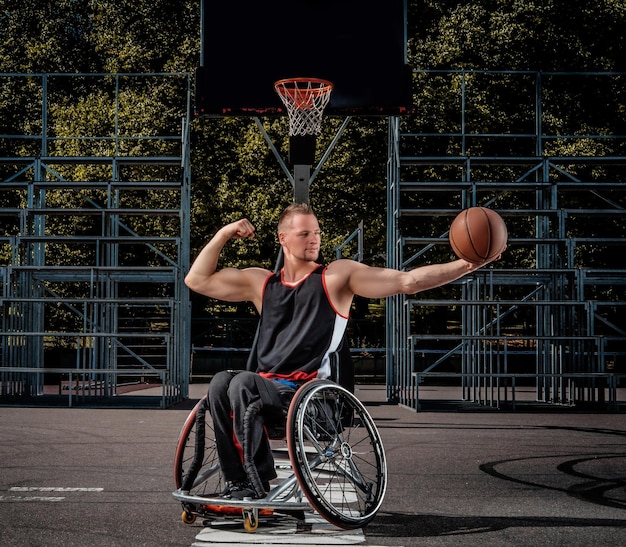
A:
<box><xmin>9</xmin><ymin>486</ymin><xmax>104</xmax><ymax>492</ymax></box>
<box><xmin>0</xmin><ymin>495</ymin><xmax>65</xmax><ymax>502</ymax></box>
<box><xmin>193</xmin><ymin>514</ymin><xmax>367</xmax><ymax>546</ymax></box>
<box><xmin>1</xmin><ymin>486</ymin><xmax>104</xmax><ymax>503</ymax></box>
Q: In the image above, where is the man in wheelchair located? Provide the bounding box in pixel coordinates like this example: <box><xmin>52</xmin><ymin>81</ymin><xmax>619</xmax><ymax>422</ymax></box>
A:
<box><xmin>185</xmin><ymin>202</ymin><xmax>496</xmax><ymax>500</ymax></box>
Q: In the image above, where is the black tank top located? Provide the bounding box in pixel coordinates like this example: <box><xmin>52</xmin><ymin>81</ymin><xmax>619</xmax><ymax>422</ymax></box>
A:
<box><xmin>255</xmin><ymin>265</ymin><xmax>348</xmax><ymax>380</ymax></box>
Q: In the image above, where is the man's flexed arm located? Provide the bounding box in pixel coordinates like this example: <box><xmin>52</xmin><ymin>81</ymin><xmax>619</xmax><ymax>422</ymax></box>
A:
<box><xmin>184</xmin><ymin>219</ymin><xmax>270</xmax><ymax>307</ymax></box>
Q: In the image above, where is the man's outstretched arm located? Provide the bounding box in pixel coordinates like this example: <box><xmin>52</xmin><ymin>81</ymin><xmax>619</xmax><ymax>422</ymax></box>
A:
<box><xmin>326</xmin><ymin>256</ymin><xmax>499</xmax><ymax>315</ymax></box>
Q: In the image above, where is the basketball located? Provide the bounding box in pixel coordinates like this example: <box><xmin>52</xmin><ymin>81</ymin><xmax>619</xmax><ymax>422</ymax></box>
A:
<box><xmin>449</xmin><ymin>207</ymin><xmax>507</xmax><ymax>264</ymax></box>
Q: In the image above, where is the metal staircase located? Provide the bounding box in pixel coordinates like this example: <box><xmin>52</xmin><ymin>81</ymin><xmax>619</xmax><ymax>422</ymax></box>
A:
<box><xmin>386</xmin><ymin>70</ymin><xmax>626</xmax><ymax>411</ymax></box>
<box><xmin>1</xmin><ymin>73</ymin><xmax>191</xmax><ymax>407</ymax></box>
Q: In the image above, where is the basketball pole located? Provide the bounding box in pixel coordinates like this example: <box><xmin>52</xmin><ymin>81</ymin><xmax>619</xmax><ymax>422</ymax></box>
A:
<box><xmin>289</xmin><ymin>133</ymin><xmax>317</xmax><ymax>204</ymax></box>
<box><xmin>291</xmin><ymin>137</ymin><xmax>316</xmax><ymax>204</ymax></box>
<box><xmin>293</xmin><ymin>163</ymin><xmax>311</xmax><ymax>204</ymax></box>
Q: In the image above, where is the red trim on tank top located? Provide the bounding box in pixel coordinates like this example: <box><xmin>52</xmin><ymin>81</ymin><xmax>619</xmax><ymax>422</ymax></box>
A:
<box><xmin>280</xmin><ymin>264</ymin><xmax>323</xmax><ymax>287</ymax></box>
<box><xmin>260</xmin><ymin>271</ymin><xmax>273</xmax><ymax>300</ymax></box>
<box><xmin>321</xmin><ymin>267</ymin><xmax>349</xmax><ymax>319</ymax></box>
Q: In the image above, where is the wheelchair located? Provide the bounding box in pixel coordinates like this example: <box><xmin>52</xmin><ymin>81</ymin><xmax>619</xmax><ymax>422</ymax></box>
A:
<box><xmin>172</xmin><ymin>378</ymin><xmax>387</xmax><ymax>532</ymax></box>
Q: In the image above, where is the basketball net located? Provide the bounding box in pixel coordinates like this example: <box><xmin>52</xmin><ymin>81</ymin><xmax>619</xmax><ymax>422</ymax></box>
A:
<box><xmin>274</xmin><ymin>78</ymin><xmax>333</xmax><ymax>137</ymax></box>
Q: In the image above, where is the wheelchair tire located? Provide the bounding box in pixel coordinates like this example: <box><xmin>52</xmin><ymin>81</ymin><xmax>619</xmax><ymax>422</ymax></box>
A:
<box><xmin>174</xmin><ymin>395</ymin><xmax>226</xmax><ymax>496</ymax></box>
<box><xmin>286</xmin><ymin>380</ymin><xmax>387</xmax><ymax>529</ymax></box>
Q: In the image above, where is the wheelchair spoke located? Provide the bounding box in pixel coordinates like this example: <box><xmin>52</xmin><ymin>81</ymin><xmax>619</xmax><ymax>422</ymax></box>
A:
<box><xmin>301</xmin><ymin>422</ymin><xmax>330</xmax><ymax>457</ymax></box>
<box><xmin>192</xmin><ymin>462</ymin><xmax>221</xmax><ymax>490</ymax></box>
<box><xmin>288</xmin><ymin>380</ymin><xmax>387</xmax><ymax>529</ymax></box>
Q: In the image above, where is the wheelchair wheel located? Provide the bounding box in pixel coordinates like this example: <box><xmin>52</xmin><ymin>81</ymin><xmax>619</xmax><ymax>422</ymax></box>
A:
<box><xmin>174</xmin><ymin>395</ymin><xmax>226</xmax><ymax>497</ymax></box>
<box><xmin>286</xmin><ymin>380</ymin><xmax>387</xmax><ymax>529</ymax></box>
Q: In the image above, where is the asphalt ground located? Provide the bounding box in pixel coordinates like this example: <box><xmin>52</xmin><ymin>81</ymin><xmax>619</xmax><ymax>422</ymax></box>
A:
<box><xmin>1</xmin><ymin>384</ymin><xmax>625</xmax><ymax>546</ymax></box>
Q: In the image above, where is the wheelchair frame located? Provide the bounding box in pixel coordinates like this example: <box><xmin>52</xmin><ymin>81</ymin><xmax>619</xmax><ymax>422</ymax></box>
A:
<box><xmin>172</xmin><ymin>379</ymin><xmax>387</xmax><ymax>532</ymax></box>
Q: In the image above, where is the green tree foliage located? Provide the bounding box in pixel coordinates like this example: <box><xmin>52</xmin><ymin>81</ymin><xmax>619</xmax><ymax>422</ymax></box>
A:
<box><xmin>407</xmin><ymin>1</ymin><xmax>626</xmax><ymax>155</ymax></box>
<box><xmin>409</xmin><ymin>0</ymin><xmax>626</xmax><ymax>72</ymax></box>
<box><xmin>0</xmin><ymin>0</ymin><xmax>198</xmax><ymax>73</ymax></box>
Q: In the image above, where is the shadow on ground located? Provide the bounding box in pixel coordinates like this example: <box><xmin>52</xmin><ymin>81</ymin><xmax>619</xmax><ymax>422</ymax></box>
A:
<box><xmin>365</xmin><ymin>512</ymin><xmax>626</xmax><ymax>539</ymax></box>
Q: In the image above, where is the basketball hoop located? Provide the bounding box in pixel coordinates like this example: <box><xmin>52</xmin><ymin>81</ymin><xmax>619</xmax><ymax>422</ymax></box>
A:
<box><xmin>274</xmin><ymin>78</ymin><xmax>333</xmax><ymax>137</ymax></box>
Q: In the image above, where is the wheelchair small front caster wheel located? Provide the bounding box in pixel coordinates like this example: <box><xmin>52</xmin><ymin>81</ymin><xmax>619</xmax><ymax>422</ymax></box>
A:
<box><xmin>243</xmin><ymin>508</ymin><xmax>258</xmax><ymax>532</ymax></box>
<box><xmin>181</xmin><ymin>510</ymin><xmax>196</xmax><ymax>524</ymax></box>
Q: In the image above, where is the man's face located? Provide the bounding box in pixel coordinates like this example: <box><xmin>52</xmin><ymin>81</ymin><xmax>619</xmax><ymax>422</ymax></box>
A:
<box><xmin>279</xmin><ymin>213</ymin><xmax>321</xmax><ymax>262</ymax></box>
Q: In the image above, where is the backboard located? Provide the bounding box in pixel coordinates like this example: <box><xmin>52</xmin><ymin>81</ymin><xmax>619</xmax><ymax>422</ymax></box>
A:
<box><xmin>196</xmin><ymin>0</ymin><xmax>412</xmax><ymax>116</ymax></box>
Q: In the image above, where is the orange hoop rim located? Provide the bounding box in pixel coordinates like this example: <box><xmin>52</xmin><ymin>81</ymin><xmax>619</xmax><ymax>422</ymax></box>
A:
<box><xmin>274</xmin><ymin>77</ymin><xmax>333</xmax><ymax>135</ymax></box>
<box><xmin>274</xmin><ymin>77</ymin><xmax>334</xmax><ymax>102</ymax></box>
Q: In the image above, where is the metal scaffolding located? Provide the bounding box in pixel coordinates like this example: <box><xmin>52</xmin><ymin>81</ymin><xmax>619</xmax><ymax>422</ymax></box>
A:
<box><xmin>387</xmin><ymin>70</ymin><xmax>626</xmax><ymax>411</ymax></box>
<box><xmin>3</xmin><ymin>70</ymin><xmax>625</xmax><ymax>411</ymax></box>
<box><xmin>1</xmin><ymin>73</ymin><xmax>192</xmax><ymax>408</ymax></box>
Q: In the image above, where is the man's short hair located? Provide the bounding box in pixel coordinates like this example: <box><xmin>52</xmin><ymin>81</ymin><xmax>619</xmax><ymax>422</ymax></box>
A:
<box><xmin>278</xmin><ymin>203</ymin><xmax>316</xmax><ymax>233</ymax></box>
